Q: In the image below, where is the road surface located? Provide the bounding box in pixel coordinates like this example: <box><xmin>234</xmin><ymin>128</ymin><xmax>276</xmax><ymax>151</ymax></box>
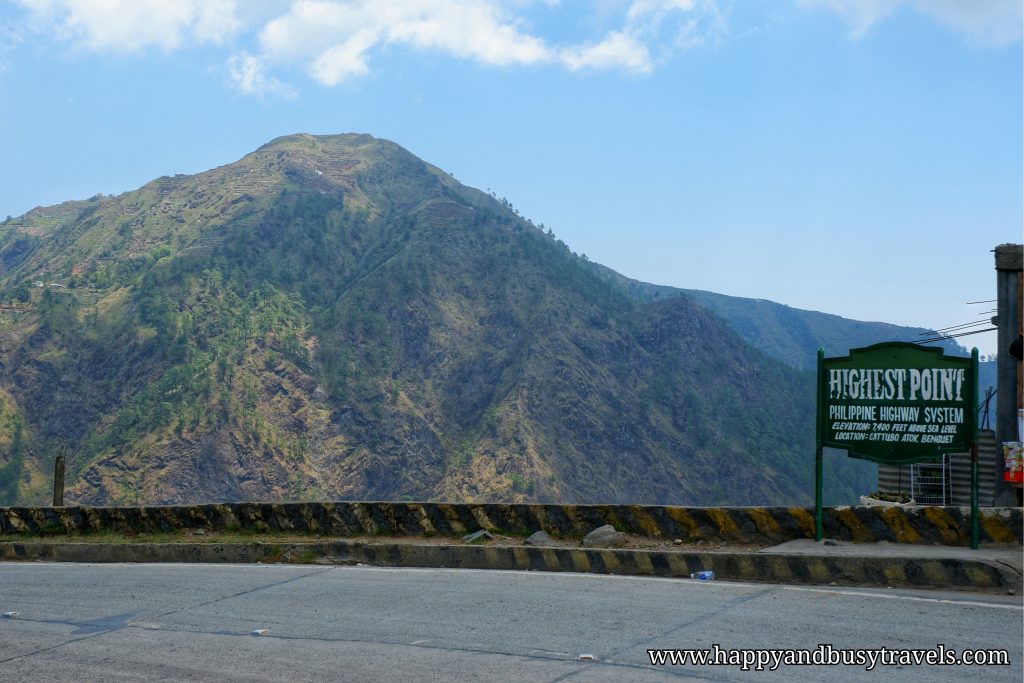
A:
<box><xmin>0</xmin><ymin>563</ymin><xmax>1020</xmax><ymax>681</ymax></box>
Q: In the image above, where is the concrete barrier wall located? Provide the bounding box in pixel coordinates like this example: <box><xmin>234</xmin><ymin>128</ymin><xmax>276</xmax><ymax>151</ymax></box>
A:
<box><xmin>0</xmin><ymin>541</ymin><xmax>1014</xmax><ymax>591</ymax></box>
<box><xmin>0</xmin><ymin>503</ymin><xmax>1020</xmax><ymax>545</ymax></box>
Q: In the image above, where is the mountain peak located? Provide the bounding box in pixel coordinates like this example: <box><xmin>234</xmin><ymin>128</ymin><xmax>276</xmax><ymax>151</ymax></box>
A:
<box><xmin>256</xmin><ymin>132</ymin><xmax>381</xmax><ymax>152</ymax></box>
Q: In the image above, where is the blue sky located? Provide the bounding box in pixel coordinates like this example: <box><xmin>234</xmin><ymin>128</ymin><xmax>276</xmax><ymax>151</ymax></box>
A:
<box><xmin>1</xmin><ymin>0</ymin><xmax>1020</xmax><ymax>356</ymax></box>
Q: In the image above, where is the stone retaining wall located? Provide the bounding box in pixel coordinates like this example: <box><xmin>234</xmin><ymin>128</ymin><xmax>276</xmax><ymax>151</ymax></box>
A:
<box><xmin>0</xmin><ymin>503</ymin><xmax>1020</xmax><ymax>545</ymax></box>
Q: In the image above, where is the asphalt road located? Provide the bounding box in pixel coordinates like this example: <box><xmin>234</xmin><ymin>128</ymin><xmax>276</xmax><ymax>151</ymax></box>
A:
<box><xmin>0</xmin><ymin>563</ymin><xmax>1020</xmax><ymax>682</ymax></box>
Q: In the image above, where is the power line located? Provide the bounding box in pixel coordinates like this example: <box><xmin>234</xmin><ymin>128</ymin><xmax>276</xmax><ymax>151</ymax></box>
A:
<box><xmin>965</xmin><ymin>299</ymin><xmax>996</xmax><ymax>304</ymax></box>
<box><xmin>922</xmin><ymin>320</ymin><xmax>994</xmax><ymax>334</ymax></box>
<box><xmin>917</xmin><ymin>327</ymin><xmax>997</xmax><ymax>344</ymax></box>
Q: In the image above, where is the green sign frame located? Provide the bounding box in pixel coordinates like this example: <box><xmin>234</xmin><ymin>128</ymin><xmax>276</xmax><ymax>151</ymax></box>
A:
<box><xmin>817</xmin><ymin>342</ymin><xmax>977</xmax><ymax>464</ymax></box>
<box><xmin>814</xmin><ymin>342</ymin><xmax>980</xmax><ymax>548</ymax></box>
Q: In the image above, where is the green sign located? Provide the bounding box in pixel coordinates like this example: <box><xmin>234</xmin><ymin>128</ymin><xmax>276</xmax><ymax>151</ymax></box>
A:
<box><xmin>816</xmin><ymin>342</ymin><xmax>977</xmax><ymax>465</ymax></box>
<box><xmin>813</xmin><ymin>342</ymin><xmax>981</xmax><ymax>548</ymax></box>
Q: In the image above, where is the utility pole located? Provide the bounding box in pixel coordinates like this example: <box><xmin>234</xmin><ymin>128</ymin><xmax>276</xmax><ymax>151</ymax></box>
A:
<box><xmin>993</xmin><ymin>244</ymin><xmax>1022</xmax><ymax>506</ymax></box>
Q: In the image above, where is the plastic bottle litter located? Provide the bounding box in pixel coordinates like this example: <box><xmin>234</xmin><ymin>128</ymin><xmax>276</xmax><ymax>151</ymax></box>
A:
<box><xmin>689</xmin><ymin>571</ymin><xmax>714</xmax><ymax>581</ymax></box>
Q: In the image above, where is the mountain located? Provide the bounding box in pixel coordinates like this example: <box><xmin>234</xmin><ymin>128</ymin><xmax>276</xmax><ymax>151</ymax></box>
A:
<box><xmin>0</xmin><ymin>133</ymin><xmax>924</xmax><ymax>507</ymax></box>
<box><xmin>585</xmin><ymin>263</ymin><xmax>966</xmax><ymax>369</ymax></box>
<box><xmin>583</xmin><ymin>273</ymin><xmax>993</xmax><ymax>424</ymax></box>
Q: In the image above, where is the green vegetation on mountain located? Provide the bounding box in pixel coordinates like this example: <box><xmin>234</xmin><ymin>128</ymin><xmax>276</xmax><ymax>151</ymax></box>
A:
<box><xmin>585</xmin><ymin>263</ymin><xmax>964</xmax><ymax>369</ymax></box>
<box><xmin>0</xmin><ymin>133</ymin><xmax>883</xmax><ymax>507</ymax></box>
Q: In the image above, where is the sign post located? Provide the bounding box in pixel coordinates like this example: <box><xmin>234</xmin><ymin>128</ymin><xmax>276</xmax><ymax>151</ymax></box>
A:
<box><xmin>815</xmin><ymin>349</ymin><xmax>825</xmax><ymax>541</ymax></box>
<box><xmin>815</xmin><ymin>343</ymin><xmax>979</xmax><ymax>548</ymax></box>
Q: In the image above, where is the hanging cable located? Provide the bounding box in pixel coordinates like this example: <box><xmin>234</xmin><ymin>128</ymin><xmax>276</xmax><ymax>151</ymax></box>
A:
<box><xmin>917</xmin><ymin>327</ymin><xmax>997</xmax><ymax>344</ymax></box>
<box><xmin>921</xmin><ymin>320</ymin><xmax>994</xmax><ymax>335</ymax></box>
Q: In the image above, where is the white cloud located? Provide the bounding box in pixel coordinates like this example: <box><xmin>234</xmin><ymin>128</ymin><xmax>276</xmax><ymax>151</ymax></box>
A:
<box><xmin>309</xmin><ymin>29</ymin><xmax>377</xmax><ymax>85</ymax></box>
<box><xmin>563</xmin><ymin>0</ymin><xmax>724</xmax><ymax>72</ymax></box>
<box><xmin>10</xmin><ymin>0</ymin><xmax>728</xmax><ymax>94</ymax></box>
<box><xmin>799</xmin><ymin>0</ymin><xmax>1023</xmax><ymax>45</ymax></box>
<box><xmin>227</xmin><ymin>51</ymin><xmax>295</xmax><ymax>99</ymax></box>
<box><xmin>384</xmin><ymin>2</ymin><xmax>551</xmax><ymax>66</ymax></box>
<box><xmin>14</xmin><ymin>0</ymin><xmax>241</xmax><ymax>52</ymax></box>
<box><xmin>10</xmin><ymin>0</ymin><xmax>1018</xmax><ymax>102</ymax></box>
<box><xmin>561</xmin><ymin>30</ymin><xmax>652</xmax><ymax>73</ymax></box>
<box><xmin>628</xmin><ymin>0</ymin><xmax>698</xmax><ymax>23</ymax></box>
<box><xmin>259</xmin><ymin>1</ymin><xmax>367</xmax><ymax>64</ymax></box>
<box><xmin>256</xmin><ymin>0</ymin><xmax>727</xmax><ymax>84</ymax></box>
<box><xmin>917</xmin><ymin>0</ymin><xmax>1023</xmax><ymax>45</ymax></box>
<box><xmin>193</xmin><ymin>1</ymin><xmax>243</xmax><ymax>45</ymax></box>
<box><xmin>259</xmin><ymin>0</ymin><xmax>556</xmax><ymax>86</ymax></box>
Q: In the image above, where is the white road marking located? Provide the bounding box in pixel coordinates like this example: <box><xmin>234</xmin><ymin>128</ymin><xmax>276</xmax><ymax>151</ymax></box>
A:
<box><xmin>330</xmin><ymin>566</ymin><xmax>1024</xmax><ymax>609</ymax></box>
<box><xmin>779</xmin><ymin>585</ymin><xmax>1023</xmax><ymax>610</ymax></box>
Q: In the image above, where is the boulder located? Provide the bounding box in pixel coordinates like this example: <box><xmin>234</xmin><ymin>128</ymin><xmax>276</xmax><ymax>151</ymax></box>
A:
<box><xmin>525</xmin><ymin>530</ymin><xmax>556</xmax><ymax>547</ymax></box>
<box><xmin>582</xmin><ymin>524</ymin><xmax>627</xmax><ymax>548</ymax></box>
